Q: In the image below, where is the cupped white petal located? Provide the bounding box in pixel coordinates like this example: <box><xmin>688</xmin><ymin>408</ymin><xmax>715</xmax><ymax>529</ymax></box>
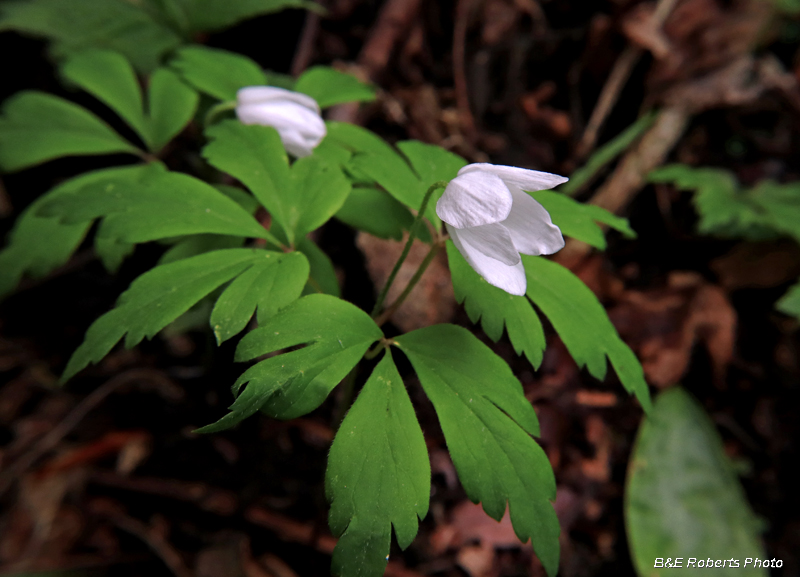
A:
<box><xmin>279</xmin><ymin>126</ymin><xmax>316</xmax><ymax>158</ymax></box>
<box><xmin>237</xmin><ymin>86</ymin><xmax>321</xmax><ymax>113</ymax></box>
<box><xmin>459</xmin><ymin>163</ymin><xmax>568</xmax><ymax>192</ymax></box>
<box><xmin>502</xmin><ymin>188</ymin><xmax>565</xmax><ymax>255</ymax></box>
<box><xmin>451</xmin><ymin>222</ymin><xmax>520</xmax><ymax>265</ymax></box>
<box><xmin>237</xmin><ymin>101</ymin><xmax>325</xmax><ymax>134</ymax></box>
<box><xmin>436</xmin><ymin>171</ymin><xmax>513</xmax><ymax>229</ymax></box>
<box><xmin>448</xmin><ymin>224</ymin><xmax>527</xmax><ymax>296</ymax></box>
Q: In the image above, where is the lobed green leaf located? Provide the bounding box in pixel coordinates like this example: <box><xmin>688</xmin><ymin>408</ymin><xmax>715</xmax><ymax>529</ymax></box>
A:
<box><xmin>170</xmin><ymin>46</ymin><xmax>268</xmax><ymax>101</ymax></box>
<box><xmin>394</xmin><ymin>324</ymin><xmax>559</xmax><ymax>576</ymax></box>
<box><xmin>326</xmin><ymin>354</ymin><xmax>430</xmax><ymax>577</ymax></box>
<box><xmin>776</xmin><ymin>280</ymin><xmax>800</xmax><ymax>320</ymax></box>
<box><xmin>147</xmin><ymin>67</ymin><xmax>199</xmax><ymax>152</ymax></box>
<box><xmin>335</xmin><ymin>186</ymin><xmax>414</xmax><ymax>240</ymax></box>
<box><xmin>295</xmin><ymin>66</ymin><xmax>376</xmax><ymax>109</ymax></box>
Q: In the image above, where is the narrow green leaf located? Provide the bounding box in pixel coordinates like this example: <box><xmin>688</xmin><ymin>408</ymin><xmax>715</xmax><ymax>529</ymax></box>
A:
<box><xmin>158</xmin><ymin>234</ymin><xmax>246</xmax><ymax>265</ymax></box>
<box><xmin>170</xmin><ymin>46</ymin><xmax>268</xmax><ymax>101</ymax></box>
<box><xmin>531</xmin><ymin>190</ymin><xmax>636</xmax><ymax>250</ymax></box>
<box><xmin>295</xmin><ymin>66</ymin><xmax>376</xmax><ymax>109</ymax></box>
<box><xmin>94</xmin><ymin>233</ymin><xmax>135</xmax><ymax>273</ymax></box>
<box><xmin>199</xmin><ymin>295</ymin><xmax>382</xmax><ymax>431</ymax></box>
<box><xmin>179</xmin><ymin>0</ymin><xmax>320</xmax><ymax>33</ymax></box>
<box><xmin>626</xmin><ymin>388</ymin><xmax>767</xmax><ymax>576</ymax></box>
<box><xmin>394</xmin><ymin>324</ymin><xmax>559</xmax><ymax>576</ymax></box>
<box><xmin>0</xmin><ymin>0</ymin><xmax>182</xmax><ymax>73</ymax></box>
<box><xmin>63</xmin><ymin>248</ymin><xmax>276</xmax><ymax>381</ymax></box>
<box><xmin>446</xmin><ymin>242</ymin><xmax>545</xmax><ymax>367</ymax></box>
<box><xmin>0</xmin><ymin>91</ymin><xmax>139</xmax><ymax>172</ymax></box>
<box><xmin>523</xmin><ymin>256</ymin><xmax>652</xmax><ymax>412</ymax></box>
<box><xmin>776</xmin><ymin>280</ymin><xmax>800</xmax><ymax>320</ymax></box>
<box><xmin>288</xmin><ymin>155</ymin><xmax>352</xmax><ymax>241</ymax></box>
<box><xmin>61</xmin><ymin>49</ymin><xmax>150</xmax><ymax>147</ymax></box>
<box><xmin>147</xmin><ymin>67</ymin><xmax>199</xmax><ymax>152</ymax></box>
<box><xmin>38</xmin><ymin>169</ymin><xmax>275</xmax><ymax>244</ymax></box>
<box><xmin>335</xmin><ymin>186</ymin><xmax>414</xmax><ymax>240</ymax></box>
<box><xmin>298</xmin><ymin>237</ymin><xmax>341</xmax><ymax>296</ymax></box>
<box><xmin>327</xmin><ymin>354</ymin><xmax>430</xmax><ymax>577</ymax></box>
<box><xmin>210</xmin><ymin>251</ymin><xmax>310</xmax><ymax>343</ymax></box>
<box><xmin>0</xmin><ymin>165</ymin><xmax>153</xmax><ymax>299</ymax></box>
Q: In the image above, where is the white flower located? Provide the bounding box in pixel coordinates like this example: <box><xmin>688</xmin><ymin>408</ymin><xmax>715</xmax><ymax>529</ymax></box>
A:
<box><xmin>236</xmin><ymin>86</ymin><xmax>326</xmax><ymax>157</ymax></box>
<box><xmin>437</xmin><ymin>163</ymin><xmax>567</xmax><ymax>296</ymax></box>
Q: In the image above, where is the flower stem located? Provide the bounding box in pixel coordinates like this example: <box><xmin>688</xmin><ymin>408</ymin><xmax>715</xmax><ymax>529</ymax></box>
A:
<box><xmin>370</xmin><ymin>180</ymin><xmax>448</xmax><ymax>319</ymax></box>
<box><xmin>375</xmin><ymin>241</ymin><xmax>441</xmax><ymax>327</ymax></box>
<box><xmin>204</xmin><ymin>100</ymin><xmax>237</xmax><ymax>126</ymax></box>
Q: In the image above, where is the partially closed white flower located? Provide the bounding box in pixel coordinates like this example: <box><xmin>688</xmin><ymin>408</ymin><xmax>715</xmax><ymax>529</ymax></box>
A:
<box><xmin>236</xmin><ymin>86</ymin><xmax>326</xmax><ymax>157</ymax></box>
<box><xmin>437</xmin><ymin>163</ymin><xmax>567</xmax><ymax>296</ymax></box>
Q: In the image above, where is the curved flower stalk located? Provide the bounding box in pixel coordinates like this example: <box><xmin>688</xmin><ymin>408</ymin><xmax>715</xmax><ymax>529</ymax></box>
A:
<box><xmin>436</xmin><ymin>163</ymin><xmax>567</xmax><ymax>295</ymax></box>
<box><xmin>236</xmin><ymin>86</ymin><xmax>326</xmax><ymax>157</ymax></box>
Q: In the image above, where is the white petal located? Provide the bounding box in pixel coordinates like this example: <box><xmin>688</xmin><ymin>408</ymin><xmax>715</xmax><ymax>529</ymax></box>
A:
<box><xmin>237</xmin><ymin>101</ymin><xmax>325</xmax><ymax>135</ymax></box>
<box><xmin>279</xmin><ymin>127</ymin><xmax>315</xmax><ymax>157</ymax></box>
<box><xmin>237</xmin><ymin>86</ymin><xmax>321</xmax><ymax>113</ymax></box>
<box><xmin>452</xmin><ymin>222</ymin><xmax>520</xmax><ymax>265</ymax></box>
<box><xmin>502</xmin><ymin>188</ymin><xmax>565</xmax><ymax>255</ymax></box>
<box><xmin>448</xmin><ymin>224</ymin><xmax>527</xmax><ymax>296</ymax></box>
<box><xmin>436</xmin><ymin>171</ymin><xmax>513</xmax><ymax>229</ymax></box>
<box><xmin>459</xmin><ymin>163</ymin><xmax>568</xmax><ymax>192</ymax></box>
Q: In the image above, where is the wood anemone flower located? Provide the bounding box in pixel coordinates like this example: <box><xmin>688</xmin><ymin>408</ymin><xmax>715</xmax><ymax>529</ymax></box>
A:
<box><xmin>236</xmin><ymin>86</ymin><xmax>326</xmax><ymax>157</ymax></box>
<box><xmin>436</xmin><ymin>163</ymin><xmax>567</xmax><ymax>295</ymax></box>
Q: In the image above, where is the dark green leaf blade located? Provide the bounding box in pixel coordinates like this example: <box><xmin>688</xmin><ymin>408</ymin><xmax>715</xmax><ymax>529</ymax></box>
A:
<box><xmin>38</xmin><ymin>169</ymin><xmax>274</xmax><ymax>244</ymax></box>
<box><xmin>295</xmin><ymin>66</ymin><xmax>376</xmax><ymax>109</ymax></box>
<box><xmin>170</xmin><ymin>46</ymin><xmax>268</xmax><ymax>101</ymax></box>
<box><xmin>326</xmin><ymin>354</ymin><xmax>430</xmax><ymax>577</ymax></box>
<box><xmin>0</xmin><ymin>91</ymin><xmax>139</xmax><ymax>172</ymax></box>
<box><xmin>298</xmin><ymin>237</ymin><xmax>341</xmax><ymax>296</ymax></box>
<box><xmin>335</xmin><ymin>186</ymin><xmax>414</xmax><ymax>240</ymax></box>
<box><xmin>180</xmin><ymin>0</ymin><xmax>319</xmax><ymax>33</ymax></box>
<box><xmin>199</xmin><ymin>295</ymin><xmax>382</xmax><ymax>430</ymax></box>
<box><xmin>147</xmin><ymin>67</ymin><xmax>199</xmax><ymax>152</ymax></box>
<box><xmin>289</xmin><ymin>155</ymin><xmax>352</xmax><ymax>240</ymax></box>
<box><xmin>531</xmin><ymin>190</ymin><xmax>635</xmax><ymax>250</ymax></box>
<box><xmin>626</xmin><ymin>388</ymin><xmax>767</xmax><ymax>576</ymax></box>
<box><xmin>210</xmin><ymin>251</ymin><xmax>310</xmax><ymax>343</ymax></box>
<box><xmin>523</xmin><ymin>256</ymin><xmax>652</xmax><ymax>412</ymax></box>
<box><xmin>61</xmin><ymin>49</ymin><xmax>150</xmax><ymax>147</ymax></box>
<box><xmin>62</xmin><ymin>248</ymin><xmax>274</xmax><ymax>381</ymax></box>
<box><xmin>394</xmin><ymin>324</ymin><xmax>559</xmax><ymax>576</ymax></box>
<box><xmin>776</xmin><ymin>281</ymin><xmax>800</xmax><ymax>320</ymax></box>
<box><xmin>446</xmin><ymin>242</ymin><xmax>545</xmax><ymax>367</ymax></box>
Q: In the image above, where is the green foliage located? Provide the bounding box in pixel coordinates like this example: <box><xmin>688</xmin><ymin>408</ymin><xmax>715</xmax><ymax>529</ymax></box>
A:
<box><xmin>532</xmin><ymin>190</ymin><xmax>636</xmax><ymax>250</ymax></box>
<box><xmin>0</xmin><ymin>165</ymin><xmax>154</xmax><ymax>298</ymax></box>
<box><xmin>62</xmin><ymin>50</ymin><xmax>199</xmax><ymax>153</ymax></box>
<box><xmin>37</xmin><ymin>167</ymin><xmax>277</xmax><ymax>245</ymax></box>
<box><xmin>0</xmin><ymin>0</ymin><xmax>182</xmax><ymax>73</ymax></box>
<box><xmin>298</xmin><ymin>237</ymin><xmax>342</xmax><ymax>296</ymax></box>
<box><xmin>446</xmin><ymin>242</ymin><xmax>546</xmax><ymax>368</ymax></box>
<box><xmin>776</xmin><ymin>281</ymin><xmax>800</xmax><ymax>319</ymax></box>
<box><xmin>294</xmin><ymin>66</ymin><xmax>376</xmax><ymax>108</ymax></box>
<box><xmin>523</xmin><ymin>256</ymin><xmax>652</xmax><ymax>412</ymax></box>
<box><xmin>335</xmin><ymin>186</ymin><xmax>414</xmax><ymax>240</ymax></box>
<box><xmin>170</xmin><ymin>46</ymin><xmax>269</xmax><ymax>101</ymax></box>
<box><xmin>203</xmin><ymin>121</ymin><xmax>351</xmax><ymax>245</ymax></box>
<box><xmin>394</xmin><ymin>325</ymin><xmax>559</xmax><ymax>577</ymax></box>
<box><xmin>626</xmin><ymin>388</ymin><xmax>767</xmax><ymax>576</ymax></box>
<box><xmin>561</xmin><ymin>111</ymin><xmax>657</xmax><ymax>196</ymax></box>
<box><xmin>62</xmin><ymin>248</ymin><xmax>302</xmax><ymax>381</ymax></box>
<box><xmin>326</xmin><ymin>354</ymin><xmax>430</xmax><ymax>577</ymax></box>
<box><xmin>152</xmin><ymin>0</ymin><xmax>319</xmax><ymax>35</ymax></box>
<box><xmin>199</xmin><ymin>295</ymin><xmax>382</xmax><ymax>431</ymax></box>
<box><xmin>0</xmin><ymin>91</ymin><xmax>141</xmax><ymax>172</ymax></box>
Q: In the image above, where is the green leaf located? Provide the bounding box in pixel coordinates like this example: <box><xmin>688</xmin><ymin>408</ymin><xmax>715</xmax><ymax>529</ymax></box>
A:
<box><xmin>531</xmin><ymin>190</ymin><xmax>636</xmax><ymax>250</ymax></box>
<box><xmin>298</xmin><ymin>237</ymin><xmax>341</xmax><ymax>296</ymax></box>
<box><xmin>326</xmin><ymin>354</ymin><xmax>430</xmax><ymax>577</ymax></box>
<box><xmin>523</xmin><ymin>256</ymin><xmax>652</xmax><ymax>412</ymax></box>
<box><xmin>199</xmin><ymin>294</ymin><xmax>382</xmax><ymax>431</ymax></box>
<box><xmin>446</xmin><ymin>242</ymin><xmax>545</xmax><ymax>367</ymax></box>
<box><xmin>626</xmin><ymin>387</ymin><xmax>767</xmax><ymax>576</ymax></box>
<box><xmin>0</xmin><ymin>91</ymin><xmax>140</xmax><ymax>172</ymax></box>
<box><xmin>335</xmin><ymin>186</ymin><xmax>414</xmax><ymax>240</ymax></box>
<box><xmin>0</xmin><ymin>165</ymin><xmax>153</xmax><ymax>299</ymax></box>
<box><xmin>295</xmin><ymin>66</ymin><xmax>376</xmax><ymax>109</ymax></box>
<box><xmin>0</xmin><ymin>0</ymin><xmax>182</xmax><ymax>73</ymax></box>
<box><xmin>158</xmin><ymin>234</ymin><xmax>246</xmax><ymax>265</ymax></box>
<box><xmin>37</xmin><ymin>169</ymin><xmax>275</xmax><ymax>244</ymax></box>
<box><xmin>147</xmin><ymin>67</ymin><xmax>199</xmax><ymax>152</ymax></box>
<box><xmin>776</xmin><ymin>280</ymin><xmax>800</xmax><ymax>320</ymax></box>
<box><xmin>203</xmin><ymin>121</ymin><xmax>351</xmax><ymax>244</ymax></box>
<box><xmin>177</xmin><ymin>0</ymin><xmax>319</xmax><ymax>33</ymax></box>
<box><xmin>394</xmin><ymin>324</ymin><xmax>559</xmax><ymax>577</ymax></box>
<box><xmin>61</xmin><ymin>49</ymin><xmax>150</xmax><ymax>147</ymax></box>
<box><xmin>210</xmin><ymin>251</ymin><xmax>309</xmax><ymax>343</ymax></box>
<box><xmin>94</xmin><ymin>234</ymin><xmax>135</xmax><ymax>273</ymax></box>
<box><xmin>170</xmin><ymin>46</ymin><xmax>268</xmax><ymax>101</ymax></box>
<box><xmin>62</xmin><ymin>248</ymin><xmax>279</xmax><ymax>381</ymax></box>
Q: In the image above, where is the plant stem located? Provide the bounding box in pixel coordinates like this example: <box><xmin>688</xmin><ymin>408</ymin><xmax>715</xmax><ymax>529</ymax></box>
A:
<box><xmin>370</xmin><ymin>180</ymin><xmax>448</xmax><ymax>318</ymax></box>
<box><xmin>375</xmin><ymin>241</ymin><xmax>441</xmax><ymax>327</ymax></box>
<box><xmin>204</xmin><ymin>100</ymin><xmax>237</xmax><ymax>126</ymax></box>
